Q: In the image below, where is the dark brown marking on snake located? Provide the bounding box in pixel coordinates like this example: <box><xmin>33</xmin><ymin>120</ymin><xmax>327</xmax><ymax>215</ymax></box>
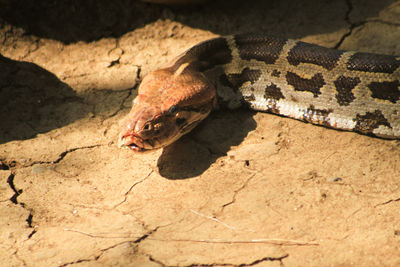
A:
<box><xmin>244</xmin><ymin>93</ymin><xmax>256</xmax><ymax>102</ymax></box>
<box><xmin>304</xmin><ymin>105</ymin><xmax>333</xmax><ymax>126</ymax></box>
<box><xmin>220</xmin><ymin>67</ymin><xmax>262</xmax><ymax>90</ymax></box>
<box><xmin>264</xmin><ymin>83</ymin><xmax>285</xmax><ymax>101</ymax></box>
<box><xmin>347</xmin><ymin>52</ymin><xmax>400</xmax><ymax>74</ymax></box>
<box><xmin>173</xmin><ymin>37</ymin><xmax>233</xmax><ymax>72</ymax></box>
<box><xmin>286</xmin><ymin>72</ymin><xmax>325</xmax><ymax>97</ymax></box>
<box><xmin>354</xmin><ymin>110</ymin><xmax>392</xmax><ymax>134</ymax></box>
<box><xmin>368</xmin><ymin>80</ymin><xmax>400</xmax><ymax>103</ymax></box>
<box><xmin>287</xmin><ymin>42</ymin><xmax>343</xmax><ymax>70</ymax></box>
<box><xmin>179</xmin><ymin>103</ymin><xmax>213</xmax><ymax>114</ymax></box>
<box><xmin>234</xmin><ymin>34</ymin><xmax>286</xmax><ymax>64</ymax></box>
<box><xmin>262</xmin><ymin>99</ymin><xmax>280</xmax><ymax>114</ymax></box>
<box><xmin>271</xmin><ymin>70</ymin><xmax>281</xmax><ymax>77</ymax></box>
<box><xmin>334</xmin><ymin>76</ymin><xmax>360</xmax><ymax>106</ymax></box>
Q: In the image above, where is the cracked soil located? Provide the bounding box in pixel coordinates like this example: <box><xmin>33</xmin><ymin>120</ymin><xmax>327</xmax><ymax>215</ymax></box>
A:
<box><xmin>1</xmin><ymin>0</ymin><xmax>400</xmax><ymax>266</ymax></box>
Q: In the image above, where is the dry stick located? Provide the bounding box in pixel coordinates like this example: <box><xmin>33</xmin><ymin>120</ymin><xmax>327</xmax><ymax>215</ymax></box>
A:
<box><xmin>151</xmin><ymin>238</ymin><xmax>319</xmax><ymax>246</ymax></box>
<box><xmin>64</xmin><ymin>228</ymin><xmax>319</xmax><ymax>246</ymax></box>
<box><xmin>190</xmin><ymin>209</ymin><xmax>239</xmax><ymax>230</ymax></box>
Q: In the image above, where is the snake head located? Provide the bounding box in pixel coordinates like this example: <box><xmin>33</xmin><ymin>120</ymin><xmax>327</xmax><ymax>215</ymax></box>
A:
<box><xmin>118</xmin><ymin>68</ymin><xmax>216</xmax><ymax>152</ymax></box>
<box><xmin>118</xmin><ymin>100</ymin><xmax>181</xmax><ymax>151</ymax></box>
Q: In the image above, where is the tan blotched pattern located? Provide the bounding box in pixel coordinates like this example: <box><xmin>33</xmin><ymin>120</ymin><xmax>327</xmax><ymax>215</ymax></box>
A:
<box><xmin>177</xmin><ymin>34</ymin><xmax>400</xmax><ymax>138</ymax></box>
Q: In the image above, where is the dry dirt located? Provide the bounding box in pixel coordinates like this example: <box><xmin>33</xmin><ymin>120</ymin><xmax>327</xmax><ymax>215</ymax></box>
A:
<box><xmin>1</xmin><ymin>0</ymin><xmax>400</xmax><ymax>266</ymax></box>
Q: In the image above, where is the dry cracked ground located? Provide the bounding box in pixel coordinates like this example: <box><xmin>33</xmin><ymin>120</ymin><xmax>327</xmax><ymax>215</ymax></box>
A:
<box><xmin>1</xmin><ymin>0</ymin><xmax>400</xmax><ymax>266</ymax></box>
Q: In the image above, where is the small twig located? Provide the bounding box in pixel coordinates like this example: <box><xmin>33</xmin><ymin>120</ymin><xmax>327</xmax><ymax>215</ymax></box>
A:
<box><xmin>64</xmin><ymin>228</ymin><xmax>319</xmax><ymax>246</ymax></box>
<box><xmin>190</xmin><ymin>209</ymin><xmax>238</xmax><ymax>230</ymax></box>
<box><xmin>151</xmin><ymin>238</ymin><xmax>319</xmax><ymax>246</ymax></box>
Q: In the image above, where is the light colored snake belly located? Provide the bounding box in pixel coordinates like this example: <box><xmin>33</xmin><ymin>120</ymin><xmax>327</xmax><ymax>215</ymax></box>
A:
<box><xmin>119</xmin><ymin>34</ymin><xmax>400</xmax><ymax>152</ymax></box>
<box><xmin>173</xmin><ymin>34</ymin><xmax>400</xmax><ymax>139</ymax></box>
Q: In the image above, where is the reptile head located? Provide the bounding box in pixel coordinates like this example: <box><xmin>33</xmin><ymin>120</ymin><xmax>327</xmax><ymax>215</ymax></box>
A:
<box><xmin>118</xmin><ymin>68</ymin><xmax>216</xmax><ymax>152</ymax></box>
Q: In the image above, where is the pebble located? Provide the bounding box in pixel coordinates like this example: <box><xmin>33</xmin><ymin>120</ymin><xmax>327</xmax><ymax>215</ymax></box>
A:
<box><xmin>32</xmin><ymin>165</ymin><xmax>46</xmax><ymax>174</ymax></box>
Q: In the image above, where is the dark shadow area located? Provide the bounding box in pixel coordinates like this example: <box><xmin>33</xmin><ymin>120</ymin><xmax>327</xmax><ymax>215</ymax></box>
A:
<box><xmin>0</xmin><ymin>0</ymin><xmax>164</xmax><ymax>44</ymax></box>
<box><xmin>0</xmin><ymin>54</ymin><xmax>85</xmax><ymax>143</ymax></box>
<box><xmin>157</xmin><ymin>108</ymin><xmax>257</xmax><ymax>179</ymax></box>
<box><xmin>0</xmin><ymin>0</ymin><xmax>396</xmax><ymax>44</ymax></box>
<box><xmin>170</xmin><ymin>0</ymin><xmax>397</xmax><ymax>38</ymax></box>
<box><xmin>0</xmin><ymin>54</ymin><xmax>133</xmax><ymax>144</ymax></box>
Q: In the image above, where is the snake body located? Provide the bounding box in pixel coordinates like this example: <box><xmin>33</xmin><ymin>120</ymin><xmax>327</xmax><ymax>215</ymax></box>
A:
<box><xmin>119</xmin><ymin>34</ymin><xmax>400</xmax><ymax>151</ymax></box>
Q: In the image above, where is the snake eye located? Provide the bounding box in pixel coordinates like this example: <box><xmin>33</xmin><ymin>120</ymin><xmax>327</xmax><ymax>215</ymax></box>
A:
<box><xmin>143</xmin><ymin>122</ymin><xmax>152</xmax><ymax>131</ymax></box>
<box><xmin>168</xmin><ymin>105</ymin><xmax>178</xmax><ymax>114</ymax></box>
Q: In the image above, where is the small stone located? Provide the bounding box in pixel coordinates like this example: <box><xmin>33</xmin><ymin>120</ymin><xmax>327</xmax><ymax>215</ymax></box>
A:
<box><xmin>32</xmin><ymin>165</ymin><xmax>46</xmax><ymax>174</ymax></box>
<box><xmin>328</xmin><ymin>177</ymin><xmax>343</xmax><ymax>182</ymax></box>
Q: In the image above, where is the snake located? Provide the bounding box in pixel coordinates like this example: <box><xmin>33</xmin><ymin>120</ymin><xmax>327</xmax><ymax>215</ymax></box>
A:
<box><xmin>118</xmin><ymin>34</ymin><xmax>400</xmax><ymax>151</ymax></box>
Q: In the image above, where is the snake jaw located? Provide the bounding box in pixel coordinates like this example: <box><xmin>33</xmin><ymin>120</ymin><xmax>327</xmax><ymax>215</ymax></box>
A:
<box><xmin>118</xmin><ymin>133</ymin><xmax>146</xmax><ymax>152</ymax></box>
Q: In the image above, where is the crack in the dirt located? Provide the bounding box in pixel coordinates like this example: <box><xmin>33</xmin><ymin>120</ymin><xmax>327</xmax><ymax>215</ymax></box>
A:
<box><xmin>27</xmin><ymin>144</ymin><xmax>104</xmax><ymax>167</ymax></box>
<box><xmin>107</xmin><ymin>58</ymin><xmax>120</xmax><ymax>68</ymax></box>
<box><xmin>27</xmin><ymin>229</ymin><xmax>37</xmax><ymax>239</ymax></box>
<box><xmin>58</xmin><ymin>258</ymin><xmax>96</xmax><ymax>267</ymax></box>
<box><xmin>7</xmin><ymin>172</ymin><xmax>21</xmax><ymax>204</ymax></box>
<box><xmin>112</xmin><ymin>169</ymin><xmax>153</xmax><ymax>209</ymax></box>
<box><xmin>104</xmin><ymin>88</ymin><xmax>134</xmax><ymax>119</ymax></box>
<box><xmin>333</xmin><ymin>0</ymin><xmax>400</xmax><ymax>50</ymax></box>
<box><xmin>26</xmin><ymin>213</ymin><xmax>33</xmax><ymax>227</ymax></box>
<box><xmin>148</xmin><ymin>255</ymin><xmax>167</xmax><ymax>266</ymax></box>
<box><xmin>26</xmin><ymin>213</ymin><xmax>37</xmax><ymax>238</ymax></box>
<box><xmin>147</xmin><ymin>253</ymin><xmax>289</xmax><ymax>267</ymax></box>
<box><xmin>4</xmin><ymin>163</ymin><xmax>37</xmax><ymax>239</ymax></box>
<box><xmin>220</xmin><ymin>173</ymin><xmax>257</xmax><ymax>211</ymax></box>
<box><xmin>52</xmin><ymin>145</ymin><xmax>102</xmax><ymax>164</ymax></box>
<box><xmin>4</xmin><ymin>145</ymin><xmax>104</xmax><ymax>241</ymax></box>
<box><xmin>104</xmin><ymin>65</ymin><xmax>141</xmax><ymax>119</ymax></box>
<box><xmin>61</xmin><ymin>241</ymin><xmax>134</xmax><ymax>267</ymax></box>
<box><xmin>375</xmin><ymin>197</ymin><xmax>400</xmax><ymax>207</ymax></box>
<box><xmin>59</xmin><ymin>240</ymin><xmax>139</xmax><ymax>267</ymax></box>
<box><xmin>0</xmin><ymin>161</ymin><xmax>10</xmax><ymax>170</ymax></box>
<box><xmin>334</xmin><ymin>0</ymin><xmax>364</xmax><ymax>49</ymax></box>
<box><xmin>134</xmin><ymin>226</ymin><xmax>159</xmax><ymax>243</ymax></box>
<box><xmin>60</xmin><ymin>227</ymin><xmax>160</xmax><ymax>266</ymax></box>
<box><xmin>242</xmin><ymin>254</ymin><xmax>289</xmax><ymax>266</ymax></box>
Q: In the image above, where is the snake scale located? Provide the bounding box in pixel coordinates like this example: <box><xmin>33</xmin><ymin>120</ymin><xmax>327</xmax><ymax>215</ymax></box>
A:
<box><xmin>119</xmin><ymin>34</ymin><xmax>400</xmax><ymax>151</ymax></box>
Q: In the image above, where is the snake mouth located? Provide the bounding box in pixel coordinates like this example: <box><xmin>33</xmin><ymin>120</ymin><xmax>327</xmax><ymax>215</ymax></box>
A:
<box><xmin>118</xmin><ymin>133</ymin><xmax>157</xmax><ymax>152</ymax></box>
<box><xmin>126</xmin><ymin>143</ymin><xmax>145</xmax><ymax>152</ymax></box>
<box><xmin>118</xmin><ymin>134</ymin><xmax>146</xmax><ymax>152</ymax></box>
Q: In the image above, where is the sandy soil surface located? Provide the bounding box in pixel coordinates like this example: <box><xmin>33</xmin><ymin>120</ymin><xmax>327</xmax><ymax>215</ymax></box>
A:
<box><xmin>1</xmin><ymin>0</ymin><xmax>400</xmax><ymax>266</ymax></box>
